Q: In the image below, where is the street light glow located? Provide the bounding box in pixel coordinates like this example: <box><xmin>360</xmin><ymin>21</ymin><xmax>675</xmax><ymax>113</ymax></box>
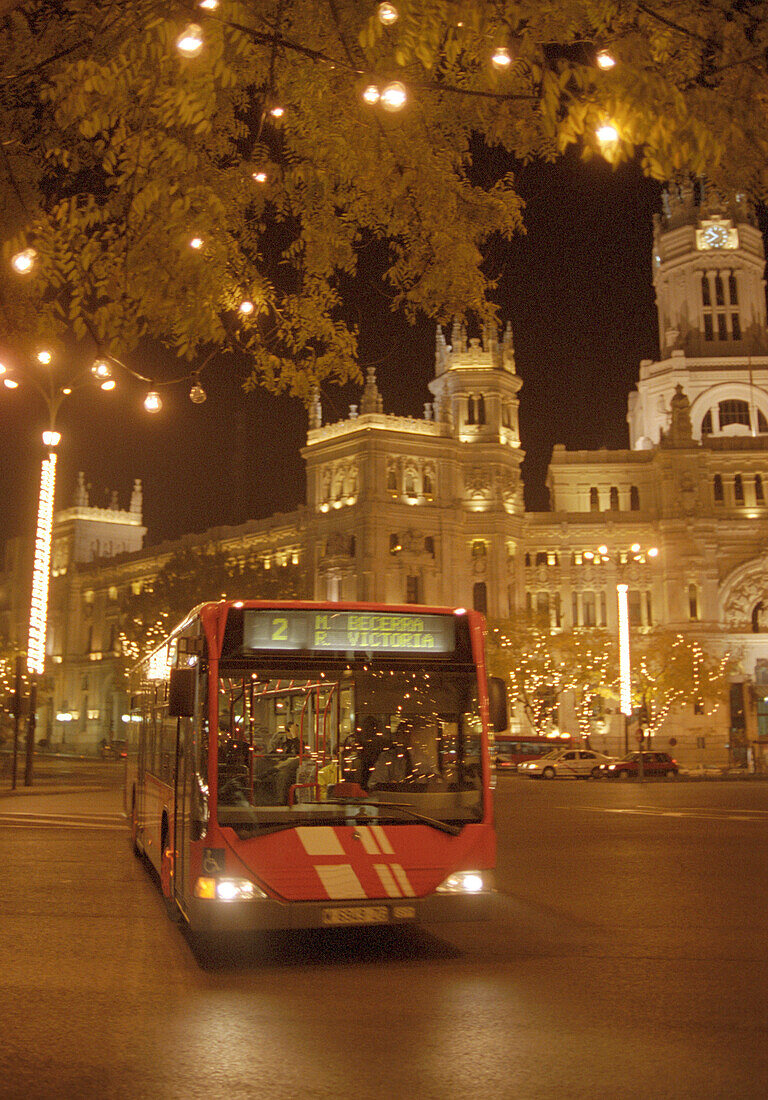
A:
<box><xmin>11</xmin><ymin>248</ymin><xmax>36</xmax><ymax>274</ymax></box>
<box><xmin>617</xmin><ymin>583</ymin><xmax>631</xmax><ymax>717</ymax></box>
<box><xmin>176</xmin><ymin>23</ymin><xmax>204</xmax><ymax>57</ymax></box>
<box><xmin>27</xmin><ymin>451</ymin><xmax>57</xmax><ymax>676</ymax></box>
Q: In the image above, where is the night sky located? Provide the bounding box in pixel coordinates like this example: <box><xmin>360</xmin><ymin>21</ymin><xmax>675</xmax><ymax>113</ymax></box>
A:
<box><xmin>0</xmin><ymin>153</ymin><xmax>685</xmax><ymax>552</ymax></box>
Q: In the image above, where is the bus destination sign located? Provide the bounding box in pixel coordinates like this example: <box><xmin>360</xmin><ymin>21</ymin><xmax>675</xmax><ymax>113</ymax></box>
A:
<box><xmin>242</xmin><ymin>610</ymin><xmax>456</xmax><ymax>654</ymax></box>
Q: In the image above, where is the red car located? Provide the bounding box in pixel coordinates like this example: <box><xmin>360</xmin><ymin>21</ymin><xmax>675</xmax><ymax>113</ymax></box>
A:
<box><xmin>599</xmin><ymin>751</ymin><xmax>679</xmax><ymax>780</ymax></box>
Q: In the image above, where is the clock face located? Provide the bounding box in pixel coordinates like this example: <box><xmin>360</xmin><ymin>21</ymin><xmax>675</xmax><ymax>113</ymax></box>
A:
<box><xmin>702</xmin><ymin>223</ymin><xmax>729</xmax><ymax>248</ymax></box>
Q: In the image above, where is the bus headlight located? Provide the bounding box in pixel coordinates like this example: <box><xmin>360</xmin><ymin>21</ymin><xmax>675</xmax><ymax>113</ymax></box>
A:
<box><xmin>194</xmin><ymin>877</ymin><xmax>267</xmax><ymax>901</ymax></box>
<box><xmin>436</xmin><ymin>870</ymin><xmax>485</xmax><ymax>894</ymax></box>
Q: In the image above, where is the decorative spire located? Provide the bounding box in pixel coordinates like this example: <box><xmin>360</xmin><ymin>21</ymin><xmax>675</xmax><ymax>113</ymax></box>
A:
<box><xmin>360</xmin><ymin>365</ymin><xmax>382</xmax><ymax>415</ymax></box>
<box><xmin>309</xmin><ymin>386</ymin><xmax>322</xmax><ymax>429</ymax></box>
<box><xmin>74</xmin><ymin>471</ymin><xmax>89</xmax><ymax>507</ymax></box>
<box><xmin>502</xmin><ymin>321</ymin><xmax>516</xmax><ymax>372</ymax></box>
<box><xmin>130</xmin><ymin>479</ymin><xmax>143</xmax><ymax>515</ymax></box>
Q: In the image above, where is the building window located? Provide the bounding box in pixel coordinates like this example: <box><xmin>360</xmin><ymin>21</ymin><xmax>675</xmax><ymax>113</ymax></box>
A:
<box><xmin>701</xmin><ymin>274</ymin><xmax>711</xmax><ymax>306</ymax></box>
<box><xmin>466</xmin><ymin>397</ymin><xmax>475</xmax><ymax>425</ymax></box>
<box><xmin>589</xmin><ymin>487</ymin><xmax>599</xmax><ymax>512</ymax></box>
<box><xmin>688</xmin><ymin>584</ymin><xmax>699</xmax><ymax>621</ymax></box>
<box><xmin>628</xmin><ymin>590</ymin><xmax>642</xmax><ymax>627</ymax></box>
<box><xmin>472</xmin><ymin>540</ymin><xmax>487</xmax><ymax>559</ymax></box>
<box><xmin>756</xmin><ymin>474</ymin><xmax>764</xmax><ymax>503</ymax></box>
<box><xmin>714</xmin><ymin>474</ymin><xmax>724</xmax><ymax>503</ymax></box>
<box><xmin>424</xmin><ymin>536</ymin><xmax>435</xmax><ymax>556</ymax></box>
<box><xmin>389</xmin><ymin>533</ymin><xmax>401</xmax><ymax>554</ymax></box>
<box><xmin>609</xmin><ymin>486</ymin><xmax>619</xmax><ymax>511</ymax></box>
<box><xmin>715</xmin><ymin>274</ymin><xmax>725</xmax><ymax>306</ymax></box>
<box><xmin>406</xmin><ymin>575</ymin><xmax>421</xmax><ymax>604</ymax></box>
<box><xmin>535</xmin><ymin>591</ymin><xmax>549</xmax><ymax>620</ymax></box>
<box><xmin>704</xmin><ymin>313</ymin><xmax>714</xmax><ymax>341</ymax></box>
<box><xmin>535</xmin><ymin>551</ymin><xmax>548</xmax><ymax>566</ymax></box>
<box><xmin>599</xmin><ymin>591</ymin><xmax>607</xmax><ymax>626</ymax></box>
<box><xmin>477</xmin><ymin>395</ymin><xmax>486</xmax><ymax>425</ymax></box>
<box><xmin>717</xmin><ymin>313</ymin><xmax>728</xmax><ymax>340</ymax></box>
<box><xmin>701</xmin><ymin>410</ymin><xmax>713</xmax><ymax>435</ymax></box>
<box><xmin>404</xmin><ymin>471</ymin><xmax>417</xmax><ymax>497</ymax></box>
<box><xmin>734</xmin><ymin>474</ymin><xmax>744</xmax><ymax>503</ymax></box>
<box><xmin>630</xmin><ymin>485</ymin><xmax>640</xmax><ymax>510</ymax></box>
<box><xmin>387</xmin><ymin>467</ymin><xmax>397</xmax><ymax>492</ymax></box>
<box><xmin>720</xmin><ymin>400</ymin><xmax>751</xmax><ymax>429</ymax></box>
<box><xmin>728</xmin><ymin>273</ymin><xmax>738</xmax><ymax>305</ymax></box>
<box><xmin>423</xmin><ymin>470</ymin><xmax>433</xmax><ymax>495</ymax></box>
<box><xmin>473</xmin><ymin>582</ymin><xmax>487</xmax><ymax>614</ymax></box>
<box><xmin>582</xmin><ymin>591</ymin><xmax>596</xmax><ymax>627</ymax></box>
<box><xmin>731</xmin><ymin>314</ymin><xmax>742</xmax><ymax>340</ymax></box>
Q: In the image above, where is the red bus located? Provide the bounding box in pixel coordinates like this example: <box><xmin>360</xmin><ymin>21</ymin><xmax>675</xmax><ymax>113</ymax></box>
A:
<box><xmin>127</xmin><ymin>601</ymin><xmax>504</xmax><ymax>932</ymax></box>
<box><xmin>494</xmin><ymin>732</ymin><xmax>573</xmax><ymax>770</ymax></box>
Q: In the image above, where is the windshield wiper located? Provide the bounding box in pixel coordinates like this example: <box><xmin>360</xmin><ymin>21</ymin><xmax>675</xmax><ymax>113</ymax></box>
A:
<box><xmin>323</xmin><ymin>799</ymin><xmax>462</xmax><ymax>836</ymax></box>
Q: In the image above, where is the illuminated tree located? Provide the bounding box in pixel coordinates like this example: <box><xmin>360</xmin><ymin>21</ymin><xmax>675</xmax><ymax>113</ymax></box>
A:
<box><xmin>631</xmin><ymin>630</ymin><xmax>732</xmax><ymax>739</ymax></box>
<box><xmin>118</xmin><ymin>543</ymin><xmax>309</xmax><ymax>673</ymax></box>
<box><xmin>2</xmin><ymin>2</ymin><xmax>768</xmax><ymax>396</ymax></box>
<box><xmin>556</xmin><ymin>630</ymin><xmax>617</xmax><ymax>742</ymax></box>
<box><xmin>488</xmin><ymin>616</ymin><xmax>568</xmax><ymax>735</ymax></box>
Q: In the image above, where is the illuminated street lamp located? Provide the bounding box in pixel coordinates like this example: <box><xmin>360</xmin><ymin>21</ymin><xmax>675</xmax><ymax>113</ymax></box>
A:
<box><xmin>616</xmin><ymin>544</ymin><xmax>658</xmax><ymax>770</ymax></box>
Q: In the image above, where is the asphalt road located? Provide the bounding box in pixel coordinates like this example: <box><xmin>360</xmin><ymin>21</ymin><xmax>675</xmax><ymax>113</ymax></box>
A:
<box><xmin>1</xmin><ymin>772</ymin><xmax>767</xmax><ymax>1100</ymax></box>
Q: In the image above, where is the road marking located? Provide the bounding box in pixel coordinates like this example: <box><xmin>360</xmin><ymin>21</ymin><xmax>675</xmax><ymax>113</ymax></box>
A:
<box><xmin>577</xmin><ymin>807</ymin><xmax>767</xmax><ymax>823</ymax></box>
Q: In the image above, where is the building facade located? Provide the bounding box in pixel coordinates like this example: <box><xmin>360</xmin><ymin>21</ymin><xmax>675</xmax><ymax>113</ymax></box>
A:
<box><xmin>4</xmin><ymin>184</ymin><xmax>768</xmax><ymax>766</ymax></box>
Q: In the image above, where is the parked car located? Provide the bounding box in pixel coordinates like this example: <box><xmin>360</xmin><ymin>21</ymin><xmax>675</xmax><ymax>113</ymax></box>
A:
<box><xmin>519</xmin><ymin>748</ymin><xmax>615</xmax><ymax>779</ymax></box>
<box><xmin>598</xmin><ymin>751</ymin><xmax>679</xmax><ymax>780</ymax></box>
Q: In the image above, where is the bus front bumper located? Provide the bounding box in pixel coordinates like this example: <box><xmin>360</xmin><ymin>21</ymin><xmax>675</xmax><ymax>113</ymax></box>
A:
<box><xmin>184</xmin><ymin>889</ymin><xmax>496</xmax><ymax>933</ymax></box>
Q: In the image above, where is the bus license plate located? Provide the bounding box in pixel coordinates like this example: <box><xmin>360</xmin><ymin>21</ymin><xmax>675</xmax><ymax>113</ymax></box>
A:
<box><xmin>322</xmin><ymin>906</ymin><xmax>389</xmax><ymax>926</ymax></box>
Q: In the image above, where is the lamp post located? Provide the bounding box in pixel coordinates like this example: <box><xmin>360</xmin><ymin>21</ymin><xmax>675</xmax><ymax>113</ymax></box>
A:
<box><xmin>615</xmin><ymin>544</ymin><xmax>658</xmax><ymax>778</ymax></box>
<box><xmin>2</xmin><ymin>348</ymin><xmax>117</xmax><ymax>783</ymax></box>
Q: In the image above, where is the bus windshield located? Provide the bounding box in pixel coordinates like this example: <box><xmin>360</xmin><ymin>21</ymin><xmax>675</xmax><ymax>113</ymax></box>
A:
<box><xmin>216</xmin><ymin>661</ymin><xmax>483</xmax><ymax>836</ymax></box>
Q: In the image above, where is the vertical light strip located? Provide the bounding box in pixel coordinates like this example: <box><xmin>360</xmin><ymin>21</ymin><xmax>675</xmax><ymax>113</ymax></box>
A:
<box><xmin>617</xmin><ymin>582</ymin><xmax>631</xmax><ymax>717</ymax></box>
<box><xmin>27</xmin><ymin>451</ymin><xmax>57</xmax><ymax>676</ymax></box>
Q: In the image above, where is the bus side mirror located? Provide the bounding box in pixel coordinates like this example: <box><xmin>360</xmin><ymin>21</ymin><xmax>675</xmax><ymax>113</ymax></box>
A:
<box><xmin>488</xmin><ymin>676</ymin><xmax>508</xmax><ymax>733</ymax></box>
<box><xmin>168</xmin><ymin>667</ymin><xmax>196</xmax><ymax>718</ymax></box>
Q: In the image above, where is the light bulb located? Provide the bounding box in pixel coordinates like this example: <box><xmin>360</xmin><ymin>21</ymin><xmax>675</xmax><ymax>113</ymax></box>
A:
<box><xmin>42</xmin><ymin>430</ymin><xmax>61</xmax><ymax>447</ymax></box>
<box><xmin>190</xmin><ymin>237</ymin><xmax>204</xmax><ymax>250</ymax></box>
<box><xmin>362</xmin><ymin>84</ymin><xmax>380</xmax><ymax>105</ymax></box>
<box><xmin>239</xmin><ymin>300</ymin><xmax>254</xmax><ymax>315</ymax></box>
<box><xmin>37</xmin><ymin>350</ymin><xmax>52</xmax><ymax>365</ymax></box>
<box><xmin>596</xmin><ymin>49</ymin><xmax>616</xmax><ymax>70</ymax></box>
<box><xmin>3</xmin><ymin>378</ymin><xmax>19</xmax><ymax>389</ymax></box>
<box><xmin>198</xmin><ymin>0</ymin><xmax>218</xmax><ymax>9</ymax></box>
<box><xmin>101</xmin><ymin>379</ymin><xmax>116</xmax><ymax>391</ymax></box>
<box><xmin>491</xmin><ymin>46</ymin><xmax>512</xmax><ymax>69</ymax></box>
<box><xmin>189</xmin><ymin>381</ymin><xmax>207</xmax><ymax>404</ymax></box>
<box><xmin>0</xmin><ymin>362</ymin><xmax>5</xmax><ymax>374</ymax></box>
<box><xmin>61</xmin><ymin>387</ymin><xmax>72</xmax><ymax>395</ymax></box>
<box><xmin>176</xmin><ymin>23</ymin><xmax>204</xmax><ymax>57</ymax></box>
<box><xmin>269</xmin><ymin>105</ymin><xmax>285</xmax><ymax>119</ymax></box>
<box><xmin>91</xmin><ymin>358</ymin><xmax>112</xmax><ymax>379</ymax></box>
<box><xmin>11</xmin><ymin>247</ymin><xmax>37</xmax><ymax>274</ymax></box>
<box><xmin>144</xmin><ymin>391</ymin><xmax>162</xmax><ymax>412</ymax></box>
<box><xmin>252</xmin><ymin>171</ymin><xmax>267</xmax><ymax>183</ymax></box>
<box><xmin>380</xmin><ymin>81</ymin><xmax>407</xmax><ymax>111</ymax></box>
<box><xmin>378</xmin><ymin>2</ymin><xmax>399</xmax><ymax>25</ymax></box>
<box><xmin>596</xmin><ymin>123</ymin><xmax>618</xmax><ymax>143</ymax></box>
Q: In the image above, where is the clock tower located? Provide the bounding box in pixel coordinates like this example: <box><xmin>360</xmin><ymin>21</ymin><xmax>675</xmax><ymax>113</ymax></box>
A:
<box><xmin>628</xmin><ymin>181</ymin><xmax>768</xmax><ymax>448</ymax></box>
<box><xmin>651</xmin><ymin>182</ymin><xmax>767</xmax><ymax>358</ymax></box>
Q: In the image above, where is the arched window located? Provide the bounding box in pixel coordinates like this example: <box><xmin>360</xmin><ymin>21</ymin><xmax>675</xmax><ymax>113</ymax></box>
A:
<box><xmin>466</xmin><ymin>397</ymin><xmax>475</xmax><ymax>425</ymax></box>
<box><xmin>728</xmin><ymin>273</ymin><xmax>738</xmax><ymax>305</ymax></box>
<box><xmin>477</xmin><ymin>395</ymin><xmax>486</xmax><ymax>425</ymax></box>
<box><xmin>756</xmin><ymin>474</ymin><xmax>765</xmax><ymax>503</ymax></box>
<box><xmin>630</xmin><ymin>485</ymin><xmax>640</xmax><ymax>511</ymax></box>
<box><xmin>473</xmin><ymin>582</ymin><xmax>488</xmax><ymax>614</ymax></box>
<box><xmin>688</xmin><ymin>584</ymin><xmax>699</xmax><ymax>621</ymax></box>
<box><xmin>423</xmin><ymin>470</ymin><xmax>433</xmax><ymax>495</ymax></box>
<box><xmin>735</xmin><ymin>474</ymin><xmax>744</xmax><ymax>503</ymax></box>
<box><xmin>758</xmin><ymin>411</ymin><xmax>768</xmax><ymax>434</ymax></box>
<box><xmin>609</xmin><ymin>486</ymin><xmax>619</xmax><ymax>511</ymax></box>
<box><xmin>701</xmin><ymin>410</ymin><xmax>713</xmax><ymax>435</ymax></box>
<box><xmin>589</xmin><ymin>487</ymin><xmax>600</xmax><ymax>512</ymax></box>
<box><xmin>719</xmin><ymin>400</ymin><xmax>750</xmax><ymax>428</ymax></box>
<box><xmin>715</xmin><ymin>274</ymin><xmax>725</xmax><ymax>306</ymax></box>
<box><xmin>752</xmin><ymin>601</ymin><xmax>763</xmax><ymax>633</ymax></box>
<box><xmin>714</xmin><ymin>474</ymin><xmax>724</xmax><ymax>503</ymax></box>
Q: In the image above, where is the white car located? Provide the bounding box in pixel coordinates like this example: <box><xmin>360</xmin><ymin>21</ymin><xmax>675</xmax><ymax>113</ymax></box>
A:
<box><xmin>519</xmin><ymin>748</ymin><xmax>614</xmax><ymax>779</ymax></box>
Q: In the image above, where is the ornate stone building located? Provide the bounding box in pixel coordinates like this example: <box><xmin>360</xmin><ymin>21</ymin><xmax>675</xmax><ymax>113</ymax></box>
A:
<box><xmin>6</xmin><ymin>184</ymin><xmax>768</xmax><ymax>767</ymax></box>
